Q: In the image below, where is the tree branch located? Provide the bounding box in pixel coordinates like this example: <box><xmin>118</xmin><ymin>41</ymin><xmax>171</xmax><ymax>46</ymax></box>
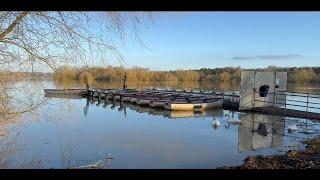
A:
<box><xmin>0</xmin><ymin>11</ymin><xmax>29</xmax><ymax>41</ymax></box>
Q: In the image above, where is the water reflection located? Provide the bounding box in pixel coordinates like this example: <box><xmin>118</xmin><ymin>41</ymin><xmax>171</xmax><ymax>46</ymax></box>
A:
<box><xmin>238</xmin><ymin>113</ymin><xmax>285</xmax><ymax>152</ymax></box>
<box><xmin>83</xmin><ymin>97</ymin><xmax>224</xmax><ymax>119</ymax></box>
<box><xmin>2</xmin><ymin>96</ymin><xmax>320</xmax><ymax>168</ymax></box>
<box><xmin>83</xmin><ymin>97</ymin><xmax>90</xmax><ymax>117</ymax></box>
<box><xmin>43</xmin><ymin>84</ymin><xmax>320</xmax><ymax>160</ymax></box>
<box><xmin>2</xmin><ymin>80</ymin><xmax>320</xmax><ymax>168</ymax></box>
<box><xmin>82</xmin><ymin>93</ymin><xmax>320</xmax><ymax>154</ymax></box>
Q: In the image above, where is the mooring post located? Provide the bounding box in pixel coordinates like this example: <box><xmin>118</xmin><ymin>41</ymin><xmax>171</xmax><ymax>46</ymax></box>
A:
<box><xmin>284</xmin><ymin>93</ymin><xmax>287</xmax><ymax>115</ymax></box>
<box><xmin>232</xmin><ymin>90</ymin><xmax>235</xmax><ymax>108</ymax></box>
<box><xmin>306</xmin><ymin>93</ymin><xmax>310</xmax><ymax>112</ymax></box>
<box><xmin>84</xmin><ymin>74</ymin><xmax>90</xmax><ymax>96</ymax></box>
<box><xmin>104</xmin><ymin>92</ymin><xmax>108</xmax><ymax>104</ymax></box>
<box><xmin>273</xmin><ymin>90</ymin><xmax>276</xmax><ymax>107</ymax></box>
<box><xmin>123</xmin><ymin>72</ymin><xmax>127</xmax><ymax>91</ymax></box>
<box><xmin>91</xmin><ymin>89</ymin><xmax>94</xmax><ymax>98</ymax></box>
<box><xmin>253</xmin><ymin>88</ymin><xmax>256</xmax><ymax>110</ymax></box>
<box><xmin>97</xmin><ymin>90</ymin><xmax>101</xmax><ymax>99</ymax></box>
<box><xmin>97</xmin><ymin>92</ymin><xmax>101</xmax><ymax>104</ymax></box>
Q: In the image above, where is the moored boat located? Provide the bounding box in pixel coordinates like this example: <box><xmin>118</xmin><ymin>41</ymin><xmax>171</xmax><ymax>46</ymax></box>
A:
<box><xmin>44</xmin><ymin>88</ymin><xmax>87</xmax><ymax>95</ymax></box>
<box><xmin>164</xmin><ymin>98</ymin><xmax>223</xmax><ymax>111</ymax></box>
<box><xmin>149</xmin><ymin>99</ymin><xmax>170</xmax><ymax>108</ymax></box>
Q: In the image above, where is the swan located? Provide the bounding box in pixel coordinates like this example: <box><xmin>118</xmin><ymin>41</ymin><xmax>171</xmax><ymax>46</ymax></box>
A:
<box><xmin>212</xmin><ymin>117</ymin><xmax>220</xmax><ymax>130</ymax></box>
<box><xmin>288</xmin><ymin>124</ymin><xmax>297</xmax><ymax>133</ymax></box>
<box><xmin>225</xmin><ymin>114</ymin><xmax>242</xmax><ymax>124</ymax></box>
<box><xmin>212</xmin><ymin>117</ymin><xmax>221</xmax><ymax>126</ymax></box>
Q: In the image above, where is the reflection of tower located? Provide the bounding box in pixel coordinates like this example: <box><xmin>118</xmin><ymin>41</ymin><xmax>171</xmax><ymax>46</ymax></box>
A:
<box><xmin>238</xmin><ymin>113</ymin><xmax>285</xmax><ymax>152</ymax></box>
<box><xmin>238</xmin><ymin>113</ymin><xmax>254</xmax><ymax>152</ymax></box>
<box><xmin>271</xmin><ymin>115</ymin><xmax>285</xmax><ymax>147</ymax></box>
<box><xmin>83</xmin><ymin>97</ymin><xmax>90</xmax><ymax>118</ymax></box>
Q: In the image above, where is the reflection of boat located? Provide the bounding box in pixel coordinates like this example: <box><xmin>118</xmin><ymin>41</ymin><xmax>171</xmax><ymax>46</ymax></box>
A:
<box><xmin>129</xmin><ymin>103</ymin><xmax>140</xmax><ymax>111</ymax></box>
<box><xmin>164</xmin><ymin>110</ymin><xmax>195</xmax><ymax>118</ymax></box>
<box><xmin>121</xmin><ymin>101</ymin><xmax>133</xmax><ymax>108</ymax></box>
<box><xmin>136</xmin><ymin>106</ymin><xmax>152</xmax><ymax>113</ymax></box>
<box><xmin>164</xmin><ymin>98</ymin><xmax>223</xmax><ymax>111</ymax></box>
<box><xmin>237</xmin><ymin>113</ymin><xmax>285</xmax><ymax>152</ymax></box>
<box><xmin>148</xmin><ymin>108</ymin><xmax>169</xmax><ymax>116</ymax></box>
<box><xmin>131</xmin><ymin>104</ymin><xmax>223</xmax><ymax>119</ymax></box>
<box><xmin>164</xmin><ymin>109</ymin><xmax>223</xmax><ymax>118</ymax></box>
<box><xmin>86</xmin><ymin>96</ymin><xmax>224</xmax><ymax>119</ymax></box>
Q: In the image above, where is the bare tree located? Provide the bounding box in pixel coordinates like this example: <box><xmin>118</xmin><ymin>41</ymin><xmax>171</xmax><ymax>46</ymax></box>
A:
<box><xmin>0</xmin><ymin>11</ymin><xmax>153</xmax><ymax>120</ymax></box>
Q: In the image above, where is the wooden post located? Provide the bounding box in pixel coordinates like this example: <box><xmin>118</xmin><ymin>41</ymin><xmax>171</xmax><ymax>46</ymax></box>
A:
<box><xmin>253</xmin><ymin>88</ymin><xmax>256</xmax><ymax>110</ymax></box>
<box><xmin>123</xmin><ymin>73</ymin><xmax>127</xmax><ymax>90</ymax></box>
<box><xmin>83</xmin><ymin>73</ymin><xmax>90</xmax><ymax>96</ymax></box>
<box><xmin>306</xmin><ymin>93</ymin><xmax>310</xmax><ymax>112</ymax></box>
<box><xmin>273</xmin><ymin>90</ymin><xmax>276</xmax><ymax>107</ymax></box>
<box><xmin>284</xmin><ymin>93</ymin><xmax>287</xmax><ymax>115</ymax></box>
<box><xmin>84</xmin><ymin>74</ymin><xmax>89</xmax><ymax>89</ymax></box>
<box><xmin>232</xmin><ymin>90</ymin><xmax>235</xmax><ymax>108</ymax></box>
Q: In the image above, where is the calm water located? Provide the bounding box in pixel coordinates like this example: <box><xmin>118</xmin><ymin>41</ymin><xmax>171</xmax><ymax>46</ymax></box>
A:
<box><xmin>1</xmin><ymin>81</ymin><xmax>320</xmax><ymax>168</ymax></box>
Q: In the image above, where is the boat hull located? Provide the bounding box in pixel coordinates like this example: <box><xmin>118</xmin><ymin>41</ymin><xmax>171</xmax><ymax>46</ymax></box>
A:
<box><xmin>164</xmin><ymin>98</ymin><xmax>223</xmax><ymax>111</ymax></box>
<box><xmin>44</xmin><ymin>89</ymin><xmax>87</xmax><ymax>95</ymax></box>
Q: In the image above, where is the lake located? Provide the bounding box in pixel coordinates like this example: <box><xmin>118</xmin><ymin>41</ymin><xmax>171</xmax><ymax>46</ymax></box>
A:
<box><xmin>1</xmin><ymin>80</ymin><xmax>320</xmax><ymax>168</ymax></box>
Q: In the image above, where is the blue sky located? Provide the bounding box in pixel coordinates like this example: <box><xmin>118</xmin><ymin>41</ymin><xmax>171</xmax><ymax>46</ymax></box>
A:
<box><xmin>117</xmin><ymin>12</ymin><xmax>320</xmax><ymax>71</ymax></box>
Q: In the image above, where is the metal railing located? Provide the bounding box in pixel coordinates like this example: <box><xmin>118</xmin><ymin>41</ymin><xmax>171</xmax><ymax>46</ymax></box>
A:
<box><xmin>253</xmin><ymin>90</ymin><xmax>320</xmax><ymax>113</ymax></box>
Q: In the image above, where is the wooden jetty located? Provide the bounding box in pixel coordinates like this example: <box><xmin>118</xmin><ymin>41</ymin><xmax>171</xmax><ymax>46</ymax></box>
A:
<box><xmin>44</xmin><ymin>88</ymin><xmax>229</xmax><ymax>112</ymax></box>
<box><xmin>44</xmin><ymin>87</ymin><xmax>320</xmax><ymax>120</ymax></box>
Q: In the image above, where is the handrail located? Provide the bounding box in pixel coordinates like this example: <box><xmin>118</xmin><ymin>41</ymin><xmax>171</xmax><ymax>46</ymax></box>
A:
<box><xmin>278</xmin><ymin>90</ymin><xmax>320</xmax><ymax>96</ymax></box>
<box><xmin>251</xmin><ymin>90</ymin><xmax>320</xmax><ymax>113</ymax></box>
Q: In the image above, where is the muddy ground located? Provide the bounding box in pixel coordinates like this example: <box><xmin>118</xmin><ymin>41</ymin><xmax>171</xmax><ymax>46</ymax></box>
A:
<box><xmin>218</xmin><ymin>138</ymin><xmax>320</xmax><ymax>169</ymax></box>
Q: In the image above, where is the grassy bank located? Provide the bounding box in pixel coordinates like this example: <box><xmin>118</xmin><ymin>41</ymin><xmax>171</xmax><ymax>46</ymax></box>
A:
<box><xmin>218</xmin><ymin>138</ymin><xmax>320</xmax><ymax>169</ymax></box>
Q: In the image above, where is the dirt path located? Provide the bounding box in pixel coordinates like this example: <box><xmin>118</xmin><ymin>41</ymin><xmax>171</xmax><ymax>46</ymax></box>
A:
<box><xmin>218</xmin><ymin>138</ymin><xmax>320</xmax><ymax>169</ymax></box>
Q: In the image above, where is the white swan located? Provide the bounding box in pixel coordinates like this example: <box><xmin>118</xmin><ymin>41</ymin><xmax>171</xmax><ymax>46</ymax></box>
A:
<box><xmin>212</xmin><ymin>117</ymin><xmax>221</xmax><ymax>127</ymax></box>
<box><xmin>225</xmin><ymin>114</ymin><xmax>242</xmax><ymax>124</ymax></box>
<box><xmin>288</xmin><ymin>124</ymin><xmax>297</xmax><ymax>133</ymax></box>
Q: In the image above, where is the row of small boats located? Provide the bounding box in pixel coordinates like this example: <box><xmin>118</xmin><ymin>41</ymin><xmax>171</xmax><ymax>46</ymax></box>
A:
<box><xmin>44</xmin><ymin>88</ymin><xmax>228</xmax><ymax>111</ymax></box>
<box><xmin>88</xmin><ymin>99</ymin><xmax>224</xmax><ymax>118</ymax></box>
<box><xmin>44</xmin><ymin>88</ymin><xmax>88</xmax><ymax>95</ymax></box>
<box><xmin>89</xmin><ymin>89</ymin><xmax>223</xmax><ymax>111</ymax></box>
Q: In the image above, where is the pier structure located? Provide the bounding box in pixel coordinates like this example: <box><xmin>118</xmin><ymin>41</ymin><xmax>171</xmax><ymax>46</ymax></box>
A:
<box><xmin>44</xmin><ymin>71</ymin><xmax>320</xmax><ymax>120</ymax></box>
<box><xmin>238</xmin><ymin>71</ymin><xmax>320</xmax><ymax>119</ymax></box>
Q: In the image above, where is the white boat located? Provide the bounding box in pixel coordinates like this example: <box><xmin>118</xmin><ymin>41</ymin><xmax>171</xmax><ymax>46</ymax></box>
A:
<box><xmin>44</xmin><ymin>88</ymin><xmax>87</xmax><ymax>95</ymax></box>
<box><xmin>164</xmin><ymin>98</ymin><xmax>223</xmax><ymax>111</ymax></box>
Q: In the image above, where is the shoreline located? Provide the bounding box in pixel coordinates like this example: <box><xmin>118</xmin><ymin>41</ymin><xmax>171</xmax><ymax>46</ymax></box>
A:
<box><xmin>217</xmin><ymin>138</ymin><xmax>320</xmax><ymax>169</ymax></box>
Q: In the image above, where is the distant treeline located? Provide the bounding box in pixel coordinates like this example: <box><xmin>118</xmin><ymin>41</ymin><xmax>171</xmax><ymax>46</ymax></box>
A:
<box><xmin>0</xmin><ymin>71</ymin><xmax>52</xmax><ymax>80</ymax></box>
<box><xmin>52</xmin><ymin>65</ymin><xmax>320</xmax><ymax>84</ymax></box>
